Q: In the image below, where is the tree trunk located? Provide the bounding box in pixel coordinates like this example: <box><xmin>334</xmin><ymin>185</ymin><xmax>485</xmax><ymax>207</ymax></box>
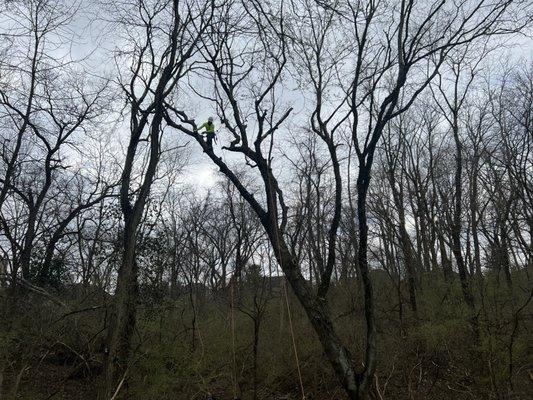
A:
<box><xmin>470</xmin><ymin>159</ymin><xmax>483</xmax><ymax>284</ymax></box>
<box><xmin>354</xmin><ymin>163</ymin><xmax>377</xmax><ymax>397</ymax></box>
<box><xmin>252</xmin><ymin>317</ymin><xmax>260</xmax><ymax>400</ymax></box>
<box><xmin>499</xmin><ymin>225</ymin><xmax>512</xmax><ymax>289</ymax></box>
<box><xmin>267</xmin><ymin>227</ymin><xmax>364</xmax><ymax>398</ymax></box>
<box><xmin>451</xmin><ymin>115</ymin><xmax>475</xmax><ymax>311</ymax></box>
<box><xmin>388</xmin><ymin>169</ymin><xmax>418</xmax><ymax>313</ymax></box>
<box><xmin>438</xmin><ymin>233</ymin><xmax>452</xmax><ymax>280</ymax></box>
<box><xmin>105</xmin><ymin>215</ymin><xmax>139</xmax><ymax>397</ymax></box>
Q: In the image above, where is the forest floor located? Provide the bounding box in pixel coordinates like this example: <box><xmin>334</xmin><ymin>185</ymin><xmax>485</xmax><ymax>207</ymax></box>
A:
<box><xmin>1</xmin><ymin>270</ymin><xmax>532</xmax><ymax>399</ymax></box>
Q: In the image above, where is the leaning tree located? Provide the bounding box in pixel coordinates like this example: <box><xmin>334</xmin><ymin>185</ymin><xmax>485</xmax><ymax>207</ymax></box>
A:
<box><xmin>165</xmin><ymin>0</ymin><xmax>527</xmax><ymax>398</ymax></box>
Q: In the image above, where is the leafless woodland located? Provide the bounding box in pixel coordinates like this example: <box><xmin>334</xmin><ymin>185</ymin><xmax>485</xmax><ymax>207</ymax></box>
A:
<box><xmin>0</xmin><ymin>0</ymin><xmax>532</xmax><ymax>399</ymax></box>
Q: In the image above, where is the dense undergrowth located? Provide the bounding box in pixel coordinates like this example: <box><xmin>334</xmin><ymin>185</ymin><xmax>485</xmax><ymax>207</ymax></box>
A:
<box><xmin>0</xmin><ymin>270</ymin><xmax>531</xmax><ymax>400</ymax></box>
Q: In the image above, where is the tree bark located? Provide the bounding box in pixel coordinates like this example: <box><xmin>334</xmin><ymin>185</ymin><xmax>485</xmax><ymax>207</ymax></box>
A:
<box><xmin>451</xmin><ymin>113</ymin><xmax>475</xmax><ymax>311</ymax></box>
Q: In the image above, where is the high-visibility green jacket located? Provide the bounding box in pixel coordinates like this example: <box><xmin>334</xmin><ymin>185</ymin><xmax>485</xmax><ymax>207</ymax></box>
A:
<box><xmin>201</xmin><ymin>121</ymin><xmax>215</xmax><ymax>134</ymax></box>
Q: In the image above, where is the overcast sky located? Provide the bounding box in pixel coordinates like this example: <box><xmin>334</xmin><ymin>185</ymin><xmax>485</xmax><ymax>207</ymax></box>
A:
<box><xmin>2</xmin><ymin>1</ymin><xmax>532</xmax><ymax>193</ymax></box>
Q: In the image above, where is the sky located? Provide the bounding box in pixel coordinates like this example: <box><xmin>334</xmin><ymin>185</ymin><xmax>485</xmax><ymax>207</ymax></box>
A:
<box><xmin>2</xmin><ymin>0</ymin><xmax>532</xmax><ymax>192</ymax></box>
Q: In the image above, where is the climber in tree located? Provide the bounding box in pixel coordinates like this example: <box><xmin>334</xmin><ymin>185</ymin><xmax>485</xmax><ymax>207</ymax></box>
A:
<box><xmin>199</xmin><ymin>116</ymin><xmax>216</xmax><ymax>150</ymax></box>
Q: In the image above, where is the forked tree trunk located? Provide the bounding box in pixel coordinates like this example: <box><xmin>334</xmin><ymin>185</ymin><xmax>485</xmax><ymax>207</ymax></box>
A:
<box><xmin>103</xmin><ymin>0</ymin><xmax>196</xmax><ymax>392</ymax></box>
<box><xmin>354</xmin><ymin>164</ymin><xmax>377</xmax><ymax>398</ymax></box>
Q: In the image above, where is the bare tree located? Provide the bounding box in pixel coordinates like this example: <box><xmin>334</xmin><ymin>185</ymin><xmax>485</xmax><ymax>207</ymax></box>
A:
<box><xmin>0</xmin><ymin>0</ymin><xmax>112</xmax><ymax>288</ymax></box>
<box><xmin>165</xmin><ymin>0</ymin><xmax>525</xmax><ymax>398</ymax></box>
<box><xmin>102</xmin><ymin>0</ymin><xmax>213</xmax><ymax>394</ymax></box>
<box><xmin>334</xmin><ymin>2</ymin><xmax>526</xmax><ymax>391</ymax></box>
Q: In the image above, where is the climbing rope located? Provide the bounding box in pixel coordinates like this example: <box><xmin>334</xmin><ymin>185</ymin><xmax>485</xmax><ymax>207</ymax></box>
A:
<box><xmin>282</xmin><ymin>277</ymin><xmax>306</xmax><ymax>399</ymax></box>
<box><xmin>221</xmin><ymin>130</ymin><xmax>239</xmax><ymax>398</ymax></box>
<box><xmin>217</xmin><ymin>124</ymin><xmax>305</xmax><ymax>399</ymax></box>
<box><xmin>267</xmin><ymin>159</ymin><xmax>306</xmax><ymax>400</ymax></box>
<box><xmin>230</xmin><ymin>277</ymin><xmax>239</xmax><ymax>400</ymax></box>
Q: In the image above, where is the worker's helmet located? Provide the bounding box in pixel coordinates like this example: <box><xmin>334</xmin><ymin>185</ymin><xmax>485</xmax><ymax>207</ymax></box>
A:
<box><xmin>208</xmin><ymin>116</ymin><xmax>214</xmax><ymax>122</ymax></box>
